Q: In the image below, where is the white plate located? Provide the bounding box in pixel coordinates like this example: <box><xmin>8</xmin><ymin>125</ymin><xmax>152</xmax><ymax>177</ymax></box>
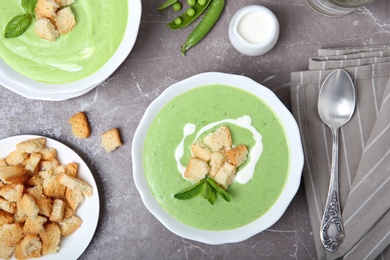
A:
<box><xmin>132</xmin><ymin>72</ymin><xmax>304</xmax><ymax>245</ymax></box>
<box><xmin>0</xmin><ymin>0</ymin><xmax>141</xmax><ymax>100</ymax></box>
<box><xmin>0</xmin><ymin>135</ymin><xmax>100</xmax><ymax>259</ymax></box>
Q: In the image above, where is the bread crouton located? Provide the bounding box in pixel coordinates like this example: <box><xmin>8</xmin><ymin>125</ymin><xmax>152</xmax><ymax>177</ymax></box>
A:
<box><xmin>0</xmin><ymin>210</ymin><xmax>14</xmax><ymax>225</ymax></box>
<box><xmin>25</xmin><ymin>153</ymin><xmax>42</xmax><ymax>176</ymax></box>
<box><xmin>226</xmin><ymin>144</ymin><xmax>248</xmax><ymax>167</ymax></box>
<box><xmin>64</xmin><ymin>206</ymin><xmax>74</xmax><ymax>219</ymax></box>
<box><xmin>23</xmin><ymin>216</ymin><xmax>47</xmax><ymax>234</ymax></box>
<box><xmin>208</xmin><ymin>151</ymin><xmax>226</xmax><ymax>178</ymax></box>
<box><xmin>203</xmin><ymin>126</ymin><xmax>232</xmax><ymax>152</ymax></box>
<box><xmin>39</xmin><ymin>146</ymin><xmax>57</xmax><ymax>160</ymax></box>
<box><xmin>0</xmin><ymin>165</ymin><xmax>29</xmax><ymax>184</ymax></box>
<box><xmin>0</xmin><ymin>242</ymin><xmax>15</xmax><ymax>259</ymax></box>
<box><xmin>0</xmin><ymin>223</ymin><xmax>24</xmax><ymax>245</ymax></box>
<box><xmin>58</xmin><ymin>215</ymin><xmax>82</xmax><ymax>236</ymax></box>
<box><xmin>50</xmin><ymin>199</ymin><xmax>65</xmax><ymax>222</ymax></box>
<box><xmin>35</xmin><ymin>17</ymin><xmax>60</xmax><ymax>41</ymax></box>
<box><xmin>20</xmin><ymin>194</ymin><xmax>40</xmax><ymax>220</ymax></box>
<box><xmin>183</xmin><ymin>158</ymin><xmax>210</xmax><ymax>182</ymax></box>
<box><xmin>0</xmin><ymin>184</ymin><xmax>24</xmax><ymax>202</ymax></box>
<box><xmin>0</xmin><ymin>159</ymin><xmax>7</xmax><ymax>167</ymax></box>
<box><xmin>35</xmin><ymin>197</ymin><xmax>53</xmax><ymax>217</ymax></box>
<box><xmin>68</xmin><ymin>112</ymin><xmax>91</xmax><ymax>139</ymax></box>
<box><xmin>66</xmin><ymin>162</ymin><xmax>78</xmax><ymax>178</ymax></box>
<box><xmin>5</xmin><ymin>149</ymin><xmax>28</xmax><ymax>166</ymax></box>
<box><xmin>39</xmin><ymin>223</ymin><xmax>61</xmax><ymax>255</ymax></box>
<box><xmin>55</xmin><ymin>0</ymin><xmax>74</xmax><ymax>6</ymax></box>
<box><xmin>54</xmin><ymin>7</ymin><xmax>76</xmax><ymax>34</ymax></box>
<box><xmin>39</xmin><ymin>170</ymin><xmax>67</xmax><ymax>198</ymax></box>
<box><xmin>35</xmin><ymin>0</ymin><xmax>59</xmax><ymax>20</ymax></box>
<box><xmin>56</xmin><ymin>173</ymin><xmax>92</xmax><ymax>197</ymax></box>
<box><xmin>16</xmin><ymin>138</ymin><xmax>46</xmax><ymax>154</ymax></box>
<box><xmin>66</xmin><ymin>188</ymin><xmax>85</xmax><ymax>211</ymax></box>
<box><xmin>25</xmin><ymin>173</ymin><xmax>43</xmax><ymax>187</ymax></box>
<box><xmin>0</xmin><ymin>198</ymin><xmax>16</xmax><ymax>214</ymax></box>
<box><xmin>191</xmin><ymin>140</ymin><xmax>212</xmax><ymax>162</ymax></box>
<box><xmin>214</xmin><ymin>162</ymin><xmax>236</xmax><ymax>189</ymax></box>
<box><xmin>101</xmin><ymin>128</ymin><xmax>122</xmax><ymax>152</ymax></box>
<box><xmin>27</xmin><ymin>184</ymin><xmax>46</xmax><ymax>200</ymax></box>
<box><xmin>14</xmin><ymin>201</ymin><xmax>27</xmax><ymax>223</ymax></box>
<box><xmin>40</xmin><ymin>159</ymin><xmax>59</xmax><ymax>171</ymax></box>
<box><xmin>15</xmin><ymin>234</ymin><xmax>42</xmax><ymax>259</ymax></box>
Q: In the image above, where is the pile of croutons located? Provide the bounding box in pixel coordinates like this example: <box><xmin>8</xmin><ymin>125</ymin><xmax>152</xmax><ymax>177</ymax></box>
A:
<box><xmin>0</xmin><ymin>138</ymin><xmax>92</xmax><ymax>259</ymax></box>
<box><xmin>184</xmin><ymin>126</ymin><xmax>249</xmax><ymax>189</ymax></box>
<box><xmin>35</xmin><ymin>0</ymin><xmax>76</xmax><ymax>41</ymax></box>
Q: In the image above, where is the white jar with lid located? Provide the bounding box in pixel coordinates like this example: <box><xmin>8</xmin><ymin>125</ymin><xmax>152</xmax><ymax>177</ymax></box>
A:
<box><xmin>229</xmin><ymin>5</ymin><xmax>279</xmax><ymax>56</ymax></box>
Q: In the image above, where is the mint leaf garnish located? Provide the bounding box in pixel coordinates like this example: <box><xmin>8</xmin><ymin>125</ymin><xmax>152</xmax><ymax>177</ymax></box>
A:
<box><xmin>22</xmin><ymin>0</ymin><xmax>38</xmax><ymax>15</ymax></box>
<box><xmin>174</xmin><ymin>177</ymin><xmax>230</xmax><ymax>204</ymax></box>
<box><xmin>5</xmin><ymin>14</ymin><xmax>32</xmax><ymax>38</ymax></box>
<box><xmin>174</xmin><ymin>178</ymin><xmax>205</xmax><ymax>200</ymax></box>
<box><xmin>206</xmin><ymin>178</ymin><xmax>231</xmax><ymax>202</ymax></box>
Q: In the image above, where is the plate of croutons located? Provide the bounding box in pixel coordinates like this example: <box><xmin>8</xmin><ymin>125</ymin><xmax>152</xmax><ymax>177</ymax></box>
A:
<box><xmin>0</xmin><ymin>135</ymin><xmax>99</xmax><ymax>259</ymax></box>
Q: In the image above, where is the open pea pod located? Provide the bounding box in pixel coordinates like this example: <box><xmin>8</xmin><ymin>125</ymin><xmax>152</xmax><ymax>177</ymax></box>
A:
<box><xmin>158</xmin><ymin>0</ymin><xmax>178</xmax><ymax>11</ymax></box>
<box><xmin>167</xmin><ymin>0</ymin><xmax>212</xmax><ymax>30</ymax></box>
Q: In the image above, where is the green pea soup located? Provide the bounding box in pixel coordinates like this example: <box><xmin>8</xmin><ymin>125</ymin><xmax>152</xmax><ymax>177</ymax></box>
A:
<box><xmin>143</xmin><ymin>84</ymin><xmax>290</xmax><ymax>231</ymax></box>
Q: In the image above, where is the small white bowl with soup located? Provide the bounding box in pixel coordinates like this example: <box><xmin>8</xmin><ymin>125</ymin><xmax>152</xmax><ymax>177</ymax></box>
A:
<box><xmin>0</xmin><ymin>0</ymin><xmax>141</xmax><ymax>100</ymax></box>
<box><xmin>229</xmin><ymin>5</ymin><xmax>279</xmax><ymax>56</ymax></box>
<box><xmin>132</xmin><ymin>72</ymin><xmax>304</xmax><ymax>244</ymax></box>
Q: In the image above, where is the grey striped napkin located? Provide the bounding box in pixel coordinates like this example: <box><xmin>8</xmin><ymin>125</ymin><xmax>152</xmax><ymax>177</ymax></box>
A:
<box><xmin>290</xmin><ymin>45</ymin><xmax>390</xmax><ymax>260</ymax></box>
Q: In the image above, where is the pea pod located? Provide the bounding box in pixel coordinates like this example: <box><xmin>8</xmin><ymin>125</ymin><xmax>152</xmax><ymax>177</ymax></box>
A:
<box><xmin>181</xmin><ymin>0</ymin><xmax>225</xmax><ymax>56</ymax></box>
<box><xmin>158</xmin><ymin>0</ymin><xmax>178</xmax><ymax>11</ymax></box>
<box><xmin>167</xmin><ymin>0</ymin><xmax>212</xmax><ymax>30</ymax></box>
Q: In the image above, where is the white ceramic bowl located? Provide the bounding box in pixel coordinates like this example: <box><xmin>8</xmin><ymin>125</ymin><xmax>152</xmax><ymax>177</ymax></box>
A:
<box><xmin>0</xmin><ymin>0</ymin><xmax>141</xmax><ymax>101</ymax></box>
<box><xmin>229</xmin><ymin>5</ymin><xmax>279</xmax><ymax>56</ymax></box>
<box><xmin>132</xmin><ymin>72</ymin><xmax>304</xmax><ymax>245</ymax></box>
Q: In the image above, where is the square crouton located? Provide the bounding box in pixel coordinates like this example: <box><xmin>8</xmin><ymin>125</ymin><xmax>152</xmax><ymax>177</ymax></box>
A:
<box><xmin>58</xmin><ymin>215</ymin><xmax>82</xmax><ymax>236</ymax></box>
<box><xmin>39</xmin><ymin>146</ymin><xmax>57</xmax><ymax>160</ymax></box>
<box><xmin>54</xmin><ymin>6</ymin><xmax>76</xmax><ymax>34</ymax></box>
<box><xmin>20</xmin><ymin>194</ymin><xmax>40</xmax><ymax>220</ymax></box>
<box><xmin>41</xmin><ymin>159</ymin><xmax>59</xmax><ymax>171</ymax></box>
<box><xmin>23</xmin><ymin>216</ymin><xmax>47</xmax><ymax>234</ymax></box>
<box><xmin>0</xmin><ymin>223</ymin><xmax>24</xmax><ymax>245</ymax></box>
<box><xmin>35</xmin><ymin>197</ymin><xmax>53</xmax><ymax>218</ymax></box>
<box><xmin>35</xmin><ymin>0</ymin><xmax>59</xmax><ymax>20</ymax></box>
<box><xmin>208</xmin><ymin>151</ymin><xmax>226</xmax><ymax>178</ymax></box>
<box><xmin>5</xmin><ymin>150</ymin><xmax>28</xmax><ymax>166</ymax></box>
<box><xmin>27</xmin><ymin>184</ymin><xmax>46</xmax><ymax>200</ymax></box>
<box><xmin>16</xmin><ymin>138</ymin><xmax>46</xmax><ymax>153</ymax></box>
<box><xmin>0</xmin><ymin>210</ymin><xmax>14</xmax><ymax>225</ymax></box>
<box><xmin>25</xmin><ymin>153</ymin><xmax>42</xmax><ymax>176</ymax></box>
<box><xmin>226</xmin><ymin>144</ymin><xmax>249</xmax><ymax>167</ymax></box>
<box><xmin>56</xmin><ymin>173</ymin><xmax>92</xmax><ymax>197</ymax></box>
<box><xmin>66</xmin><ymin>188</ymin><xmax>85</xmax><ymax>211</ymax></box>
<box><xmin>191</xmin><ymin>140</ymin><xmax>212</xmax><ymax>162</ymax></box>
<box><xmin>66</xmin><ymin>163</ymin><xmax>78</xmax><ymax>178</ymax></box>
<box><xmin>0</xmin><ymin>198</ymin><xmax>16</xmax><ymax>214</ymax></box>
<box><xmin>0</xmin><ymin>165</ymin><xmax>29</xmax><ymax>184</ymax></box>
<box><xmin>15</xmin><ymin>234</ymin><xmax>42</xmax><ymax>259</ymax></box>
<box><xmin>203</xmin><ymin>126</ymin><xmax>232</xmax><ymax>152</ymax></box>
<box><xmin>39</xmin><ymin>223</ymin><xmax>61</xmax><ymax>255</ymax></box>
<box><xmin>183</xmin><ymin>158</ymin><xmax>210</xmax><ymax>182</ymax></box>
<box><xmin>214</xmin><ymin>162</ymin><xmax>236</xmax><ymax>189</ymax></box>
<box><xmin>101</xmin><ymin>128</ymin><xmax>122</xmax><ymax>152</ymax></box>
<box><xmin>50</xmin><ymin>199</ymin><xmax>65</xmax><ymax>222</ymax></box>
<box><xmin>0</xmin><ymin>242</ymin><xmax>15</xmax><ymax>259</ymax></box>
<box><xmin>68</xmin><ymin>111</ymin><xmax>91</xmax><ymax>139</ymax></box>
<box><xmin>39</xmin><ymin>170</ymin><xmax>67</xmax><ymax>198</ymax></box>
<box><xmin>0</xmin><ymin>184</ymin><xmax>24</xmax><ymax>202</ymax></box>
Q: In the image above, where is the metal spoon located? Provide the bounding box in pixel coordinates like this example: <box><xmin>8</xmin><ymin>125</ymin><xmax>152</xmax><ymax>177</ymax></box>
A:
<box><xmin>317</xmin><ymin>69</ymin><xmax>356</xmax><ymax>253</ymax></box>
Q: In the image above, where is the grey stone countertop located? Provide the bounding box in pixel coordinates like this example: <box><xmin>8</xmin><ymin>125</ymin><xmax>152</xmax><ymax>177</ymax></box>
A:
<box><xmin>1</xmin><ymin>0</ymin><xmax>389</xmax><ymax>259</ymax></box>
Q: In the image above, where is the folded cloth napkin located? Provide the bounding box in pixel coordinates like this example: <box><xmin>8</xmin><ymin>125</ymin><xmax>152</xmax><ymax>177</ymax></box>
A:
<box><xmin>290</xmin><ymin>45</ymin><xmax>390</xmax><ymax>260</ymax></box>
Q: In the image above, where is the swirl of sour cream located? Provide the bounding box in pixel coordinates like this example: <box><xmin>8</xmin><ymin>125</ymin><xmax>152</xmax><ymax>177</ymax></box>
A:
<box><xmin>174</xmin><ymin>116</ymin><xmax>263</xmax><ymax>184</ymax></box>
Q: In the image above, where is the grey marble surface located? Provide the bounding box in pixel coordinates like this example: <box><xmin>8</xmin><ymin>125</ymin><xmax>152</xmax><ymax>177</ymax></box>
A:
<box><xmin>1</xmin><ymin>0</ymin><xmax>390</xmax><ymax>259</ymax></box>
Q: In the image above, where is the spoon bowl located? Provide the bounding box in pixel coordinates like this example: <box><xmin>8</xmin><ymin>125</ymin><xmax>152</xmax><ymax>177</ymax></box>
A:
<box><xmin>317</xmin><ymin>69</ymin><xmax>356</xmax><ymax>253</ymax></box>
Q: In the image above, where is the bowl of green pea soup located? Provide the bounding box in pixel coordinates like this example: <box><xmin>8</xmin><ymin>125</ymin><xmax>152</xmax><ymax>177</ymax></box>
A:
<box><xmin>132</xmin><ymin>72</ymin><xmax>304</xmax><ymax>244</ymax></box>
<box><xmin>0</xmin><ymin>0</ymin><xmax>141</xmax><ymax>100</ymax></box>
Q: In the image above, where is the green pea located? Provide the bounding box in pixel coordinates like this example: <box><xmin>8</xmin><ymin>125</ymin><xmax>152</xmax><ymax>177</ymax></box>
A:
<box><xmin>187</xmin><ymin>0</ymin><xmax>196</xmax><ymax>6</ymax></box>
<box><xmin>167</xmin><ymin>0</ymin><xmax>212</xmax><ymax>30</ymax></box>
<box><xmin>172</xmin><ymin>2</ymin><xmax>182</xmax><ymax>11</ymax></box>
<box><xmin>197</xmin><ymin>0</ymin><xmax>206</xmax><ymax>6</ymax></box>
<box><xmin>186</xmin><ymin>8</ymin><xmax>195</xmax><ymax>16</ymax></box>
<box><xmin>174</xmin><ymin>17</ymin><xmax>182</xmax><ymax>25</ymax></box>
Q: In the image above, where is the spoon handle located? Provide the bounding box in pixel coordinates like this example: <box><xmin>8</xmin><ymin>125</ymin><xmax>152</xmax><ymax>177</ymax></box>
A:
<box><xmin>320</xmin><ymin>127</ymin><xmax>345</xmax><ymax>253</ymax></box>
